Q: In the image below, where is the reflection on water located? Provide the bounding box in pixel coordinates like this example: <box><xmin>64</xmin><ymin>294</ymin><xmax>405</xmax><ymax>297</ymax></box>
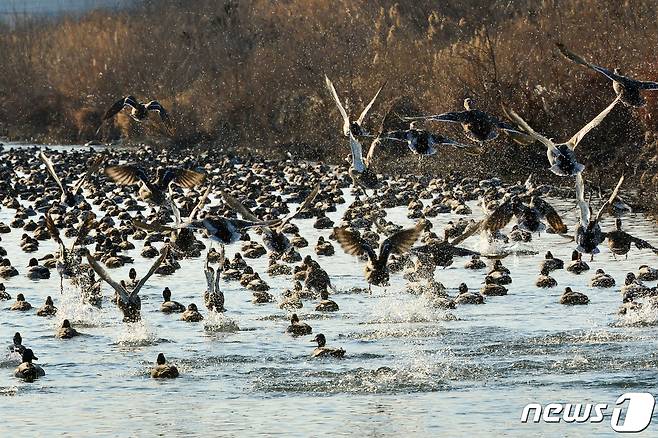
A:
<box><xmin>1</xmin><ymin>144</ymin><xmax>658</xmax><ymax>436</ymax></box>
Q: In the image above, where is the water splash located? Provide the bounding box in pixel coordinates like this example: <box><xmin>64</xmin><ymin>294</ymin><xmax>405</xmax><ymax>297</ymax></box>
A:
<box><xmin>203</xmin><ymin>311</ymin><xmax>240</xmax><ymax>332</ymax></box>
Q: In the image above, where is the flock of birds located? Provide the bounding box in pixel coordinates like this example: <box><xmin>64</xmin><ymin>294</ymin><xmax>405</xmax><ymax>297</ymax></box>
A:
<box><xmin>2</xmin><ymin>43</ymin><xmax>658</xmax><ymax>381</ymax></box>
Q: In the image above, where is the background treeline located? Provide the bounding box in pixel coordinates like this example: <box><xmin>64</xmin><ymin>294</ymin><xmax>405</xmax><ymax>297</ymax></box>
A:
<box><xmin>0</xmin><ymin>0</ymin><xmax>657</xmax><ymax>209</ymax></box>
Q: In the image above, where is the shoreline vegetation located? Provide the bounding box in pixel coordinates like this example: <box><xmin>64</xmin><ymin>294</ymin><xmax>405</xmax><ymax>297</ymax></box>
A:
<box><xmin>0</xmin><ymin>0</ymin><xmax>656</xmax><ymax>214</ymax></box>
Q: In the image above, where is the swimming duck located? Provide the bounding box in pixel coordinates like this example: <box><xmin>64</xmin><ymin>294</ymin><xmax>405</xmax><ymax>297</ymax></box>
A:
<box><xmin>10</xmin><ymin>332</ymin><xmax>26</xmax><ymax>357</ymax></box>
<box><xmin>324</xmin><ymin>75</ymin><xmax>385</xmax><ymax>138</ymax></box>
<box><xmin>26</xmin><ymin>258</ymin><xmax>50</xmax><ymax>280</ymax></box>
<box><xmin>560</xmin><ymin>287</ymin><xmax>589</xmax><ymax>305</ymax></box>
<box><xmin>566</xmin><ymin>250</ymin><xmax>590</xmax><ymax>274</ymax></box>
<box><xmin>606</xmin><ymin>218</ymin><xmax>657</xmax><ymax>258</ymax></box>
<box><xmin>303</xmin><ymin>257</ymin><xmax>334</xmax><ymax>295</ymax></box>
<box><xmin>311</xmin><ymin>333</ymin><xmax>345</xmax><ymax>358</ymax></box>
<box><xmin>140</xmin><ymin>241</ymin><xmax>159</xmax><ymax>258</ymax></box>
<box><xmin>481</xmin><ymin>277</ymin><xmax>508</xmax><ymax>296</ymax></box>
<box><xmin>0</xmin><ymin>259</ymin><xmax>19</xmax><ymax>278</ymax></box>
<box><xmin>36</xmin><ymin>296</ymin><xmax>57</xmax><ymax>316</ymax></box>
<box><xmin>464</xmin><ymin>255</ymin><xmax>486</xmax><ymax>270</ymax></box>
<box><xmin>160</xmin><ymin>287</ymin><xmax>186</xmax><ymax>313</ymax></box>
<box><xmin>590</xmin><ymin>269</ymin><xmax>616</xmax><ymax>288</ymax></box>
<box><xmin>286</xmin><ymin>313</ymin><xmax>312</xmax><ymax>336</ymax></box>
<box><xmin>540</xmin><ymin>251</ymin><xmax>564</xmax><ymax>272</ymax></box>
<box><xmin>506</xmin><ymin>96</ymin><xmax>620</xmax><ymax>176</ymax></box>
<box><xmin>85</xmin><ymin>246</ymin><xmax>169</xmax><ymax>322</ymax></box>
<box><xmin>14</xmin><ymin>349</ymin><xmax>45</xmax><ymax>381</ymax></box>
<box><xmin>454</xmin><ymin>283</ymin><xmax>485</xmax><ymax>305</ymax></box>
<box><xmin>56</xmin><ymin>319</ymin><xmax>80</xmax><ymax>338</ymax></box>
<box><xmin>617</xmin><ymin>291</ymin><xmax>642</xmax><ymax>315</ymax></box>
<box><xmin>535</xmin><ymin>267</ymin><xmax>558</xmax><ymax>288</ymax></box>
<box><xmin>10</xmin><ymin>293</ymin><xmax>32</xmax><ymax>311</ymax></box>
<box><xmin>98</xmin><ymin>95</ymin><xmax>174</xmax><ymax>136</ymax></box>
<box><xmin>267</xmin><ymin>258</ymin><xmax>292</xmax><ymax>276</ymax></box>
<box><xmin>403</xmin><ymin>98</ymin><xmax>531</xmax><ymax>144</ymax></box>
<box><xmin>334</xmin><ymin>222</ymin><xmax>423</xmax><ymax>291</ymax></box>
<box><xmin>574</xmin><ymin>173</ymin><xmax>625</xmax><ymax>259</ymax></box>
<box><xmin>484</xmin><ymin>268</ymin><xmax>512</xmax><ymax>286</ymax></box>
<box><xmin>38</xmin><ymin>151</ymin><xmax>103</xmax><ymax>207</ymax></box>
<box><xmin>315</xmin><ymin>236</ymin><xmax>335</xmax><ymax>256</ymax></box>
<box><xmin>279</xmin><ymin>289</ymin><xmax>303</xmax><ymax>310</ymax></box>
<box><xmin>150</xmin><ymin>353</ymin><xmax>179</xmax><ymax>378</ymax></box>
<box><xmin>620</xmin><ymin>273</ymin><xmax>652</xmax><ymax>297</ymax></box>
<box><xmin>105</xmin><ymin>164</ymin><xmax>205</xmax><ymax>206</ymax></box>
<box><xmin>557</xmin><ymin>43</ymin><xmax>658</xmax><ymax>107</ymax></box>
<box><xmin>181</xmin><ymin>303</ymin><xmax>204</xmax><ymax>322</ymax></box>
<box><xmin>315</xmin><ymin>290</ymin><xmax>339</xmax><ymax>312</ymax></box>
<box><xmin>0</xmin><ymin>283</ymin><xmax>10</xmax><ymax>300</ymax></box>
<box><xmin>637</xmin><ymin>265</ymin><xmax>658</xmax><ymax>282</ymax></box>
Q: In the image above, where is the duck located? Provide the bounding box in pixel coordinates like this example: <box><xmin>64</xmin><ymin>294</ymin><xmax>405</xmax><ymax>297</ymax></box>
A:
<box><xmin>9</xmin><ymin>332</ymin><xmax>26</xmax><ymax>357</ymax></box>
<box><xmin>618</xmin><ymin>292</ymin><xmax>642</xmax><ymax>315</ymax></box>
<box><xmin>566</xmin><ymin>250</ymin><xmax>590</xmax><ymax>274</ymax></box>
<box><xmin>98</xmin><ymin>96</ymin><xmax>174</xmax><ymax>136</ymax></box>
<box><xmin>606</xmin><ymin>218</ymin><xmax>657</xmax><ymax>258</ymax></box>
<box><xmin>560</xmin><ymin>287</ymin><xmax>589</xmax><ymax>305</ymax></box>
<box><xmin>324</xmin><ymin>74</ymin><xmax>385</xmax><ymax>138</ymax></box>
<box><xmin>383</xmin><ymin>125</ymin><xmax>475</xmax><ymax>157</ymax></box>
<box><xmin>315</xmin><ymin>290</ymin><xmax>339</xmax><ymax>312</ymax></box>
<box><xmin>535</xmin><ymin>268</ymin><xmax>558</xmax><ymax>288</ymax></box>
<box><xmin>279</xmin><ymin>291</ymin><xmax>303</xmax><ymax>310</ymax></box>
<box><xmin>637</xmin><ymin>265</ymin><xmax>658</xmax><ymax>282</ymax></box>
<box><xmin>590</xmin><ymin>269</ymin><xmax>616</xmax><ymax>288</ymax></box>
<box><xmin>484</xmin><ymin>269</ymin><xmax>512</xmax><ymax>286</ymax></box>
<box><xmin>38</xmin><ymin>151</ymin><xmax>104</xmax><ymax>207</ymax></box>
<box><xmin>311</xmin><ymin>333</ymin><xmax>345</xmax><ymax>358</ymax></box>
<box><xmin>0</xmin><ymin>259</ymin><xmax>19</xmax><ymax>278</ymax></box>
<box><xmin>620</xmin><ymin>273</ymin><xmax>652</xmax><ymax>297</ymax></box>
<box><xmin>481</xmin><ymin>277</ymin><xmax>508</xmax><ymax>296</ymax></box>
<box><xmin>14</xmin><ymin>349</ymin><xmax>45</xmax><ymax>381</ymax></box>
<box><xmin>315</xmin><ymin>236</ymin><xmax>335</xmax><ymax>256</ymax></box>
<box><xmin>540</xmin><ymin>251</ymin><xmax>564</xmax><ymax>272</ymax></box>
<box><xmin>334</xmin><ymin>222</ymin><xmax>423</xmax><ymax>291</ymax></box>
<box><xmin>344</xmin><ymin>133</ymin><xmax>380</xmax><ymax>192</ymax></box>
<box><xmin>267</xmin><ymin>258</ymin><xmax>292</xmax><ymax>276</ymax></box>
<box><xmin>141</xmin><ymin>241</ymin><xmax>159</xmax><ymax>258</ymax></box>
<box><xmin>507</xmin><ymin>97</ymin><xmax>620</xmax><ymax>176</ymax></box>
<box><xmin>286</xmin><ymin>313</ymin><xmax>312</xmax><ymax>336</ymax></box>
<box><xmin>36</xmin><ymin>296</ymin><xmax>57</xmax><ymax>316</ymax></box>
<box><xmin>204</xmin><ymin>251</ymin><xmax>225</xmax><ymax>312</ymax></box>
<box><xmin>26</xmin><ymin>258</ymin><xmax>50</xmax><ymax>280</ymax></box>
<box><xmin>454</xmin><ymin>283</ymin><xmax>485</xmax><ymax>305</ymax></box>
<box><xmin>464</xmin><ymin>255</ymin><xmax>486</xmax><ymax>270</ymax></box>
<box><xmin>181</xmin><ymin>303</ymin><xmax>204</xmax><ymax>322</ymax></box>
<box><xmin>150</xmin><ymin>353</ymin><xmax>179</xmax><ymax>379</ymax></box>
<box><xmin>0</xmin><ymin>283</ymin><xmax>10</xmax><ymax>300</ymax></box>
<box><xmin>402</xmin><ymin>98</ymin><xmax>530</xmax><ymax>144</ymax></box>
<box><xmin>557</xmin><ymin>43</ymin><xmax>658</xmax><ymax>107</ymax></box>
<box><xmin>160</xmin><ymin>287</ymin><xmax>186</xmax><ymax>313</ymax></box>
<box><xmin>10</xmin><ymin>293</ymin><xmax>32</xmax><ymax>311</ymax></box>
<box><xmin>56</xmin><ymin>319</ymin><xmax>80</xmax><ymax>338</ymax></box>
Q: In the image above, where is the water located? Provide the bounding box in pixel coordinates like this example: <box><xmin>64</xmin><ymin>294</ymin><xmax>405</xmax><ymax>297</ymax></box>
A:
<box><xmin>1</xmin><ymin>144</ymin><xmax>658</xmax><ymax>436</ymax></box>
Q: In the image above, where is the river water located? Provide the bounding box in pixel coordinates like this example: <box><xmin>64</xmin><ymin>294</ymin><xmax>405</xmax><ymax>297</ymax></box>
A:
<box><xmin>0</xmin><ymin>144</ymin><xmax>657</xmax><ymax>437</ymax></box>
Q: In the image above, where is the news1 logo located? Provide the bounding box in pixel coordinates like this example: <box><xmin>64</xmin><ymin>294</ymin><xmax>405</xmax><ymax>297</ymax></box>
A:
<box><xmin>520</xmin><ymin>393</ymin><xmax>656</xmax><ymax>432</ymax></box>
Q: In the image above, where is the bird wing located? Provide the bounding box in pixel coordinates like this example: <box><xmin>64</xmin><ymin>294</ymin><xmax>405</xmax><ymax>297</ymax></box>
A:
<box><xmin>71</xmin><ymin>214</ymin><xmax>95</xmax><ymax>251</ymax></box>
<box><xmin>85</xmin><ymin>250</ymin><xmax>128</xmax><ymax>301</ymax></box>
<box><xmin>504</xmin><ymin>107</ymin><xmax>560</xmax><ymax>154</ymax></box>
<box><xmin>638</xmin><ymin>80</ymin><xmax>658</xmax><ymax>90</ymax></box>
<box><xmin>325</xmin><ymin>75</ymin><xmax>350</xmax><ymax>135</ymax></box>
<box><xmin>220</xmin><ymin>189</ymin><xmax>261</xmax><ymax>222</ymax></box>
<box><xmin>334</xmin><ymin>227</ymin><xmax>376</xmax><ymax>261</ymax></box>
<box><xmin>575</xmin><ymin>173</ymin><xmax>590</xmax><ymax>226</ymax></box>
<box><xmin>277</xmin><ymin>184</ymin><xmax>320</xmax><ymax>231</ymax></box>
<box><xmin>595</xmin><ymin>174</ymin><xmax>625</xmax><ymax>223</ymax></box>
<box><xmin>349</xmin><ymin>133</ymin><xmax>366</xmax><ymax>172</ymax></box>
<box><xmin>38</xmin><ymin>151</ymin><xmax>66</xmax><ymax>194</ymax></box>
<box><xmin>102</xmin><ymin>96</ymin><xmax>134</xmax><ymax>121</ymax></box>
<box><xmin>133</xmin><ymin>245</ymin><xmax>169</xmax><ymax>295</ymax></box>
<box><xmin>566</xmin><ymin>96</ymin><xmax>620</xmax><ymax>150</ymax></box>
<box><xmin>145</xmin><ymin>101</ymin><xmax>174</xmax><ymax>134</ymax></box>
<box><xmin>482</xmin><ymin>198</ymin><xmax>516</xmax><ymax>233</ymax></box>
<box><xmin>356</xmin><ymin>80</ymin><xmax>387</xmax><ymax>125</ymax></box>
<box><xmin>533</xmin><ymin>197</ymin><xmax>567</xmax><ymax>234</ymax></box>
<box><xmin>496</xmin><ymin>120</ymin><xmax>534</xmax><ymax>145</ymax></box>
<box><xmin>132</xmin><ymin>219</ymin><xmax>179</xmax><ymax>233</ymax></box>
<box><xmin>189</xmin><ymin>184</ymin><xmax>212</xmax><ymax>220</ymax></box>
<box><xmin>556</xmin><ymin>43</ymin><xmax>623</xmax><ymax>82</ymax></box>
<box><xmin>365</xmin><ymin>136</ymin><xmax>380</xmax><ymax>166</ymax></box>
<box><xmin>402</xmin><ymin>110</ymin><xmax>469</xmax><ymax>124</ymax></box>
<box><xmin>72</xmin><ymin>154</ymin><xmax>105</xmax><ymax>194</ymax></box>
<box><xmin>171</xmin><ymin>168</ymin><xmax>206</xmax><ymax>189</ymax></box>
<box><xmin>450</xmin><ymin>220</ymin><xmax>483</xmax><ymax>246</ymax></box>
<box><xmin>379</xmin><ymin>221</ymin><xmax>424</xmax><ymax>262</ymax></box>
<box><xmin>105</xmin><ymin>164</ymin><xmax>148</xmax><ymax>185</ymax></box>
<box><xmin>44</xmin><ymin>213</ymin><xmax>63</xmax><ymax>246</ymax></box>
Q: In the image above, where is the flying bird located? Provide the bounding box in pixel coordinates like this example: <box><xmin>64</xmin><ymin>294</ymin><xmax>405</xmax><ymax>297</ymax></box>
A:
<box><xmin>325</xmin><ymin>75</ymin><xmax>386</xmax><ymax>138</ymax></box>
<box><xmin>97</xmin><ymin>95</ymin><xmax>173</xmax><ymax>136</ymax></box>
<box><xmin>38</xmin><ymin>151</ymin><xmax>104</xmax><ymax>207</ymax></box>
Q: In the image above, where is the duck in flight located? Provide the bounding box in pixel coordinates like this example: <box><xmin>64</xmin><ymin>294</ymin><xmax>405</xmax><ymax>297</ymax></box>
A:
<box><xmin>346</xmin><ymin>133</ymin><xmax>380</xmax><ymax>192</ymax></box>
<box><xmin>334</xmin><ymin>221</ymin><xmax>424</xmax><ymax>291</ymax></box>
<box><xmin>505</xmin><ymin>95</ymin><xmax>621</xmax><ymax>176</ymax></box>
<box><xmin>382</xmin><ymin>124</ymin><xmax>476</xmax><ymax>156</ymax></box>
<box><xmin>325</xmin><ymin>75</ymin><xmax>386</xmax><ymax>138</ymax></box>
<box><xmin>97</xmin><ymin>95</ymin><xmax>173</xmax><ymax>136</ymax></box>
<box><xmin>38</xmin><ymin>151</ymin><xmax>104</xmax><ymax>207</ymax></box>
<box><xmin>105</xmin><ymin>164</ymin><xmax>205</xmax><ymax>205</ymax></box>
<box><xmin>402</xmin><ymin>98</ymin><xmax>532</xmax><ymax>144</ymax></box>
<box><xmin>557</xmin><ymin>43</ymin><xmax>658</xmax><ymax>107</ymax></box>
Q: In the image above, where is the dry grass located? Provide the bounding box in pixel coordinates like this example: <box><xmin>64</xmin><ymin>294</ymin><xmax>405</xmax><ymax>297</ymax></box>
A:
<box><xmin>0</xmin><ymin>0</ymin><xmax>657</xmax><ymax>209</ymax></box>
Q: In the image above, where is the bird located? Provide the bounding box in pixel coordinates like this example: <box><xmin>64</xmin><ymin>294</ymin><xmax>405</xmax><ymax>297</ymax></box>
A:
<box><xmin>38</xmin><ymin>151</ymin><xmax>104</xmax><ymax>207</ymax></box>
<box><xmin>334</xmin><ymin>222</ymin><xmax>424</xmax><ymax>291</ymax></box>
<box><xmin>557</xmin><ymin>43</ymin><xmax>658</xmax><ymax>107</ymax></box>
<box><xmin>181</xmin><ymin>303</ymin><xmax>204</xmax><ymax>322</ymax></box>
<box><xmin>402</xmin><ymin>98</ymin><xmax>532</xmax><ymax>144</ymax></box>
<box><xmin>505</xmin><ymin>96</ymin><xmax>621</xmax><ymax>176</ymax></box>
<box><xmin>160</xmin><ymin>287</ymin><xmax>186</xmax><ymax>313</ymax></box>
<box><xmin>560</xmin><ymin>287</ymin><xmax>589</xmax><ymax>305</ymax></box>
<box><xmin>605</xmin><ymin>218</ymin><xmax>657</xmax><ymax>258</ymax></box>
<box><xmin>36</xmin><ymin>296</ymin><xmax>57</xmax><ymax>316</ymax></box>
<box><xmin>203</xmin><ymin>247</ymin><xmax>226</xmax><ymax>312</ymax></box>
<box><xmin>84</xmin><ymin>246</ymin><xmax>169</xmax><ymax>322</ymax></box>
<box><xmin>382</xmin><ymin>125</ymin><xmax>476</xmax><ymax>156</ymax></box>
<box><xmin>97</xmin><ymin>95</ymin><xmax>173</xmax><ymax>136</ymax></box>
<box><xmin>105</xmin><ymin>164</ymin><xmax>205</xmax><ymax>205</ymax></box>
<box><xmin>346</xmin><ymin>133</ymin><xmax>380</xmax><ymax>192</ymax></box>
<box><xmin>14</xmin><ymin>348</ymin><xmax>45</xmax><ymax>382</ymax></box>
<box><xmin>480</xmin><ymin>195</ymin><xmax>567</xmax><ymax>235</ymax></box>
<box><xmin>150</xmin><ymin>353</ymin><xmax>179</xmax><ymax>378</ymax></box>
<box><xmin>56</xmin><ymin>319</ymin><xmax>80</xmax><ymax>339</ymax></box>
<box><xmin>324</xmin><ymin>75</ymin><xmax>386</xmax><ymax>138</ymax></box>
<box><xmin>311</xmin><ymin>334</ymin><xmax>345</xmax><ymax>358</ymax></box>
<box><xmin>574</xmin><ymin>173</ymin><xmax>624</xmax><ymax>259</ymax></box>
<box><xmin>286</xmin><ymin>313</ymin><xmax>312</xmax><ymax>336</ymax></box>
